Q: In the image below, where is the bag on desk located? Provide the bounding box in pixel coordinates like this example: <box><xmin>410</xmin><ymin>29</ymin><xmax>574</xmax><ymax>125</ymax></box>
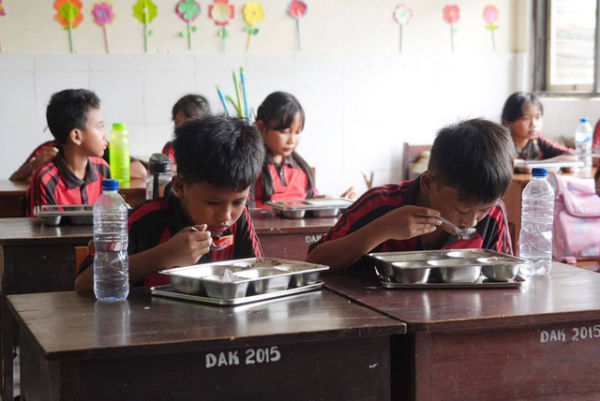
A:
<box><xmin>551</xmin><ymin>173</ymin><xmax>600</xmax><ymax>262</ymax></box>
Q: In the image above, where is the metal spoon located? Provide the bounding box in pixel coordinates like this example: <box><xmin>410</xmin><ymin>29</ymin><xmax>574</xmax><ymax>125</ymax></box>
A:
<box><xmin>189</xmin><ymin>226</ymin><xmax>232</xmax><ymax>251</ymax></box>
<box><xmin>437</xmin><ymin>216</ymin><xmax>477</xmax><ymax>239</ymax></box>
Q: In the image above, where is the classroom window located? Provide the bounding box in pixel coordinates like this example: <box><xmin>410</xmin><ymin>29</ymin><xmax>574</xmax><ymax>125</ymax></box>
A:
<box><xmin>534</xmin><ymin>0</ymin><xmax>600</xmax><ymax>93</ymax></box>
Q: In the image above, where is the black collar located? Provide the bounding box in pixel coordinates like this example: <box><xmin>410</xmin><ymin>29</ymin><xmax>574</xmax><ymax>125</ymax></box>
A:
<box><xmin>53</xmin><ymin>151</ymin><xmax>99</xmax><ymax>189</ymax></box>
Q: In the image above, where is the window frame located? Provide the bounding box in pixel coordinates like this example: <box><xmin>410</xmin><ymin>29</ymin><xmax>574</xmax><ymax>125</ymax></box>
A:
<box><xmin>533</xmin><ymin>0</ymin><xmax>600</xmax><ymax>95</ymax></box>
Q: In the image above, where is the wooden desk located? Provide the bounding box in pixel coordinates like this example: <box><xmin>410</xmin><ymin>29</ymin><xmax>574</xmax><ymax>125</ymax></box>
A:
<box><xmin>324</xmin><ymin>263</ymin><xmax>600</xmax><ymax>401</ymax></box>
<box><xmin>250</xmin><ymin>209</ymin><xmax>337</xmax><ymax>261</ymax></box>
<box><xmin>7</xmin><ymin>288</ymin><xmax>404</xmax><ymax>401</ymax></box>
<box><xmin>0</xmin><ymin>179</ymin><xmax>146</xmax><ymax>218</ymax></box>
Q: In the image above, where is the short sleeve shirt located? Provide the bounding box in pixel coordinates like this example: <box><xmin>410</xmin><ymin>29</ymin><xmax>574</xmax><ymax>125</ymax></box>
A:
<box><xmin>516</xmin><ymin>136</ymin><xmax>573</xmax><ymax>160</ymax></box>
<box><xmin>162</xmin><ymin>141</ymin><xmax>175</xmax><ymax>164</ymax></box>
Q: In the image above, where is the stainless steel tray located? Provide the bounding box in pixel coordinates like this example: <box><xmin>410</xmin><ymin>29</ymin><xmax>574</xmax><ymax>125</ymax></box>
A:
<box><xmin>368</xmin><ymin>249</ymin><xmax>524</xmax><ymax>285</ymax></box>
<box><xmin>513</xmin><ymin>159</ymin><xmax>582</xmax><ymax>170</ymax></box>
<box><xmin>377</xmin><ymin>271</ymin><xmax>523</xmax><ymax>289</ymax></box>
<box><xmin>158</xmin><ymin>257</ymin><xmax>329</xmax><ymax>299</ymax></box>
<box><xmin>151</xmin><ymin>282</ymin><xmax>324</xmax><ymax>305</ymax></box>
<box><xmin>34</xmin><ymin>204</ymin><xmax>93</xmax><ymax>226</ymax></box>
<box><xmin>267</xmin><ymin>198</ymin><xmax>353</xmax><ymax>219</ymax></box>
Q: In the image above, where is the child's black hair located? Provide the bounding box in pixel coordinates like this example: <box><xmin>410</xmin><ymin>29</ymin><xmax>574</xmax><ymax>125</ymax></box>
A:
<box><xmin>255</xmin><ymin>91</ymin><xmax>315</xmax><ymax>202</ymax></box>
<box><xmin>174</xmin><ymin>116</ymin><xmax>265</xmax><ymax>191</ymax></box>
<box><xmin>428</xmin><ymin>118</ymin><xmax>515</xmax><ymax>203</ymax></box>
<box><xmin>172</xmin><ymin>94</ymin><xmax>211</xmax><ymax>121</ymax></box>
<box><xmin>46</xmin><ymin>89</ymin><xmax>101</xmax><ymax>146</ymax></box>
<box><xmin>501</xmin><ymin>92</ymin><xmax>544</xmax><ymax>124</ymax></box>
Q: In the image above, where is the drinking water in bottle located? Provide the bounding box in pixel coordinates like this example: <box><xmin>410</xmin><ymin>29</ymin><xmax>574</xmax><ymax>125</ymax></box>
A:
<box><xmin>575</xmin><ymin>118</ymin><xmax>593</xmax><ymax>177</ymax></box>
<box><xmin>519</xmin><ymin>168</ymin><xmax>555</xmax><ymax>277</ymax></box>
<box><xmin>94</xmin><ymin>179</ymin><xmax>129</xmax><ymax>301</ymax></box>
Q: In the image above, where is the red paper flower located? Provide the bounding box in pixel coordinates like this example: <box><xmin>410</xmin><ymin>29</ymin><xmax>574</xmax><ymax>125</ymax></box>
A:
<box><xmin>0</xmin><ymin>0</ymin><xmax>6</xmax><ymax>17</ymax></box>
<box><xmin>287</xmin><ymin>0</ymin><xmax>307</xmax><ymax>19</ymax></box>
<box><xmin>209</xmin><ymin>0</ymin><xmax>234</xmax><ymax>26</ymax></box>
<box><xmin>443</xmin><ymin>4</ymin><xmax>460</xmax><ymax>24</ymax></box>
<box><xmin>483</xmin><ymin>5</ymin><xmax>498</xmax><ymax>26</ymax></box>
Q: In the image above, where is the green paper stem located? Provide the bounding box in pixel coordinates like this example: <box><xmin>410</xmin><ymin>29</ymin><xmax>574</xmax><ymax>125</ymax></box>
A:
<box><xmin>143</xmin><ymin>5</ymin><xmax>149</xmax><ymax>53</ymax></box>
<box><xmin>491</xmin><ymin>30</ymin><xmax>496</xmax><ymax>52</ymax></box>
<box><xmin>232</xmin><ymin>71</ymin><xmax>243</xmax><ymax>118</ymax></box>
<box><xmin>246</xmin><ymin>25</ymin><xmax>253</xmax><ymax>52</ymax></box>
<box><xmin>187</xmin><ymin>22</ymin><xmax>192</xmax><ymax>50</ymax></box>
<box><xmin>450</xmin><ymin>23</ymin><xmax>454</xmax><ymax>52</ymax></box>
<box><xmin>67</xmin><ymin>24</ymin><xmax>74</xmax><ymax>53</ymax></box>
<box><xmin>221</xmin><ymin>27</ymin><xmax>227</xmax><ymax>53</ymax></box>
<box><xmin>399</xmin><ymin>25</ymin><xmax>403</xmax><ymax>53</ymax></box>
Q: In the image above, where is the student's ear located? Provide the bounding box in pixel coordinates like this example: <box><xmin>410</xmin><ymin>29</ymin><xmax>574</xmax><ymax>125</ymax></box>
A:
<box><xmin>69</xmin><ymin>128</ymin><xmax>83</xmax><ymax>145</ymax></box>
<box><xmin>420</xmin><ymin>171</ymin><xmax>435</xmax><ymax>195</ymax></box>
<box><xmin>254</xmin><ymin>120</ymin><xmax>266</xmax><ymax>136</ymax></box>
<box><xmin>171</xmin><ymin>175</ymin><xmax>186</xmax><ymax>199</ymax></box>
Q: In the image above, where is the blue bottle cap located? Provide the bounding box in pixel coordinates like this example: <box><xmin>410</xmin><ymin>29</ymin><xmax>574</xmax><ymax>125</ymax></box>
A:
<box><xmin>102</xmin><ymin>179</ymin><xmax>119</xmax><ymax>191</ymax></box>
<box><xmin>531</xmin><ymin>168</ymin><xmax>548</xmax><ymax>177</ymax></box>
<box><xmin>581</xmin><ymin>117</ymin><xmax>589</xmax><ymax>123</ymax></box>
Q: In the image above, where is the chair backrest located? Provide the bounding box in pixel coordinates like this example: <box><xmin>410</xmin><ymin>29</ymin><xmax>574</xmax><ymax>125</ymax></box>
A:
<box><xmin>75</xmin><ymin>244</ymin><xmax>91</xmax><ymax>275</ymax></box>
<box><xmin>401</xmin><ymin>143</ymin><xmax>432</xmax><ymax>181</ymax></box>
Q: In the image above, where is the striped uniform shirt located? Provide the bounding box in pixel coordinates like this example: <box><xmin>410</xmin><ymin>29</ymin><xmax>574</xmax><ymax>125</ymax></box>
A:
<box><xmin>251</xmin><ymin>154</ymin><xmax>317</xmax><ymax>208</ymax></box>
<box><xmin>516</xmin><ymin>135</ymin><xmax>573</xmax><ymax>160</ymax></box>
<box><xmin>309</xmin><ymin>177</ymin><xmax>513</xmax><ymax>267</ymax></box>
<box><xmin>100</xmin><ymin>185</ymin><xmax>262</xmax><ymax>287</ymax></box>
<box><xmin>26</xmin><ymin>152</ymin><xmax>110</xmax><ymax>216</ymax></box>
<box><xmin>161</xmin><ymin>141</ymin><xmax>175</xmax><ymax>164</ymax></box>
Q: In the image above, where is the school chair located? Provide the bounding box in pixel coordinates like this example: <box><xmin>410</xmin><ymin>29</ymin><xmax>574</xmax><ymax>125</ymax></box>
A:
<box><xmin>402</xmin><ymin>142</ymin><xmax>432</xmax><ymax>181</ymax></box>
<box><xmin>75</xmin><ymin>243</ymin><xmax>91</xmax><ymax>275</ymax></box>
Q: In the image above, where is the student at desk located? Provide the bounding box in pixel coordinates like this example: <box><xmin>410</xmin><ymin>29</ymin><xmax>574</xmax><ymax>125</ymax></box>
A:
<box><xmin>307</xmin><ymin>119</ymin><xmax>514</xmax><ymax>272</ymax></box>
<box><xmin>75</xmin><ymin>116</ymin><xmax>265</xmax><ymax>290</ymax></box>
<box><xmin>501</xmin><ymin>92</ymin><xmax>573</xmax><ymax>161</ymax></box>
<box><xmin>26</xmin><ymin>89</ymin><xmax>111</xmax><ymax>216</ymax></box>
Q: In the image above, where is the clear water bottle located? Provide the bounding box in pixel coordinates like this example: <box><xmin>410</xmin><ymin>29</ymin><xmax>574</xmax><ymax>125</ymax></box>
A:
<box><xmin>575</xmin><ymin>117</ymin><xmax>593</xmax><ymax>177</ymax></box>
<box><xmin>519</xmin><ymin>168</ymin><xmax>555</xmax><ymax>277</ymax></box>
<box><xmin>94</xmin><ymin>179</ymin><xmax>129</xmax><ymax>301</ymax></box>
<box><xmin>109</xmin><ymin>122</ymin><xmax>130</xmax><ymax>184</ymax></box>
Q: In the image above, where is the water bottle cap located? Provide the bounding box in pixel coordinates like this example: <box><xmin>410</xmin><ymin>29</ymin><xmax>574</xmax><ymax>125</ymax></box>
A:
<box><xmin>102</xmin><ymin>179</ymin><xmax>119</xmax><ymax>191</ymax></box>
<box><xmin>112</xmin><ymin>122</ymin><xmax>127</xmax><ymax>131</ymax></box>
<box><xmin>531</xmin><ymin>168</ymin><xmax>548</xmax><ymax>177</ymax></box>
<box><xmin>580</xmin><ymin>118</ymin><xmax>589</xmax><ymax>123</ymax></box>
<box><xmin>149</xmin><ymin>153</ymin><xmax>172</xmax><ymax>174</ymax></box>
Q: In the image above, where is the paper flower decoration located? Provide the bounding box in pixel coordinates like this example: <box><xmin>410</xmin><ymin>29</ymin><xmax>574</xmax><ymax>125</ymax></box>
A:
<box><xmin>287</xmin><ymin>0</ymin><xmax>307</xmax><ymax>51</ymax></box>
<box><xmin>91</xmin><ymin>1</ymin><xmax>115</xmax><ymax>53</ymax></box>
<box><xmin>393</xmin><ymin>4</ymin><xmax>412</xmax><ymax>53</ymax></box>
<box><xmin>483</xmin><ymin>5</ymin><xmax>499</xmax><ymax>51</ymax></box>
<box><xmin>209</xmin><ymin>0</ymin><xmax>235</xmax><ymax>51</ymax></box>
<box><xmin>442</xmin><ymin>4</ymin><xmax>460</xmax><ymax>52</ymax></box>
<box><xmin>242</xmin><ymin>2</ymin><xmax>264</xmax><ymax>52</ymax></box>
<box><xmin>132</xmin><ymin>0</ymin><xmax>158</xmax><ymax>53</ymax></box>
<box><xmin>176</xmin><ymin>0</ymin><xmax>200</xmax><ymax>50</ymax></box>
<box><xmin>54</xmin><ymin>0</ymin><xmax>83</xmax><ymax>53</ymax></box>
<box><xmin>0</xmin><ymin>0</ymin><xmax>5</xmax><ymax>52</ymax></box>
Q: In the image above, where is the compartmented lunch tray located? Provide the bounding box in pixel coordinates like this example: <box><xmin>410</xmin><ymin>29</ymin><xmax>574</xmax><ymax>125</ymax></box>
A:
<box><xmin>34</xmin><ymin>204</ymin><xmax>93</xmax><ymax>226</ymax></box>
<box><xmin>513</xmin><ymin>159</ymin><xmax>583</xmax><ymax>170</ymax></box>
<box><xmin>157</xmin><ymin>257</ymin><xmax>329</xmax><ymax>303</ymax></box>
<box><xmin>151</xmin><ymin>282</ymin><xmax>323</xmax><ymax>306</ymax></box>
<box><xmin>267</xmin><ymin>198</ymin><xmax>353</xmax><ymax>218</ymax></box>
<box><xmin>368</xmin><ymin>249</ymin><xmax>525</xmax><ymax>289</ymax></box>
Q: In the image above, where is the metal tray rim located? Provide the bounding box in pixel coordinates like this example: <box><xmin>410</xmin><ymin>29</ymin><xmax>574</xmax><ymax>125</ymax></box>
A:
<box><xmin>151</xmin><ymin>282</ymin><xmax>324</xmax><ymax>305</ymax></box>
<box><xmin>159</xmin><ymin>257</ymin><xmax>330</xmax><ymax>276</ymax></box>
<box><xmin>378</xmin><ymin>277</ymin><xmax>523</xmax><ymax>290</ymax></box>
<box><xmin>368</xmin><ymin>249</ymin><xmax>524</xmax><ymax>266</ymax></box>
<box><xmin>266</xmin><ymin>198</ymin><xmax>352</xmax><ymax>211</ymax></box>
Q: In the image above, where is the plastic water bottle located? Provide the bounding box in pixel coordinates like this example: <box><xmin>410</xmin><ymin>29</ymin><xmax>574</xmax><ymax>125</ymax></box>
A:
<box><xmin>109</xmin><ymin>122</ymin><xmax>130</xmax><ymax>183</ymax></box>
<box><xmin>94</xmin><ymin>179</ymin><xmax>129</xmax><ymax>301</ymax></box>
<box><xmin>519</xmin><ymin>168</ymin><xmax>555</xmax><ymax>277</ymax></box>
<box><xmin>575</xmin><ymin>118</ymin><xmax>593</xmax><ymax>177</ymax></box>
<box><xmin>145</xmin><ymin>153</ymin><xmax>172</xmax><ymax>200</ymax></box>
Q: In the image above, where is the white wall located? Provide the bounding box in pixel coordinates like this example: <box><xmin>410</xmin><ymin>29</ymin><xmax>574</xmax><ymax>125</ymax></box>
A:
<box><xmin>0</xmin><ymin>0</ymin><xmax>524</xmax><ymax>196</ymax></box>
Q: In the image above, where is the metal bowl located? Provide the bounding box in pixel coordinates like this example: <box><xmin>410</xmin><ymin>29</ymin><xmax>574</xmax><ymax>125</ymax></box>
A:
<box><xmin>427</xmin><ymin>258</ymin><xmax>481</xmax><ymax>283</ymax></box>
<box><xmin>479</xmin><ymin>257</ymin><xmax>519</xmax><ymax>281</ymax></box>
<box><xmin>40</xmin><ymin>215</ymin><xmax>62</xmax><ymax>226</ymax></box>
<box><xmin>281</xmin><ymin>209</ymin><xmax>306</xmax><ymax>219</ymax></box>
<box><xmin>390</xmin><ymin>261</ymin><xmax>431</xmax><ymax>283</ymax></box>
<box><xmin>273</xmin><ymin>265</ymin><xmax>324</xmax><ymax>287</ymax></box>
<box><xmin>236</xmin><ymin>268</ymin><xmax>292</xmax><ymax>294</ymax></box>
<box><xmin>165</xmin><ymin>265</ymin><xmax>245</xmax><ymax>295</ymax></box>
<box><xmin>203</xmin><ymin>278</ymin><xmax>249</xmax><ymax>299</ymax></box>
<box><xmin>309</xmin><ymin>208</ymin><xmax>339</xmax><ymax>218</ymax></box>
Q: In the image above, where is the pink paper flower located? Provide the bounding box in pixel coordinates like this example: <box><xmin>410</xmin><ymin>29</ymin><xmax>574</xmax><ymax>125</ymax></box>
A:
<box><xmin>287</xmin><ymin>0</ymin><xmax>307</xmax><ymax>19</ymax></box>
<box><xmin>209</xmin><ymin>0</ymin><xmax>234</xmax><ymax>26</ymax></box>
<box><xmin>483</xmin><ymin>5</ymin><xmax>499</xmax><ymax>25</ymax></box>
<box><xmin>443</xmin><ymin>4</ymin><xmax>460</xmax><ymax>24</ymax></box>
<box><xmin>91</xmin><ymin>1</ymin><xmax>115</xmax><ymax>26</ymax></box>
<box><xmin>0</xmin><ymin>0</ymin><xmax>6</xmax><ymax>17</ymax></box>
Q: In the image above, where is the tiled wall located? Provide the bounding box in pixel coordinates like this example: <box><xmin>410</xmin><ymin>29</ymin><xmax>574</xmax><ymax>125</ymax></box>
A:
<box><xmin>0</xmin><ymin>52</ymin><xmax>524</xmax><ymax>195</ymax></box>
<box><xmin>540</xmin><ymin>97</ymin><xmax>600</xmax><ymax>143</ymax></box>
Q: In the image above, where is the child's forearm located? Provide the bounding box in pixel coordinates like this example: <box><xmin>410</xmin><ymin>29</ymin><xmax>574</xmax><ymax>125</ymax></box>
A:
<box><xmin>306</xmin><ymin>223</ymin><xmax>387</xmax><ymax>272</ymax></box>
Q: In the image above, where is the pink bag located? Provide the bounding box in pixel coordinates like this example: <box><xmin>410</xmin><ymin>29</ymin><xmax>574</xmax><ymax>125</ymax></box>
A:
<box><xmin>551</xmin><ymin>173</ymin><xmax>600</xmax><ymax>262</ymax></box>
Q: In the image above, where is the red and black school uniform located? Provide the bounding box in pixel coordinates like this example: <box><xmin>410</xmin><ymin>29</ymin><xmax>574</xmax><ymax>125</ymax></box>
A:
<box><xmin>516</xmin><ymin>135</ymin><xmax>573</xmax><ymax>160</ymax></box>
<box><xmin>26</xmin><ymin>151</ymin><xmax>110</xmax><ymax>216</ymax></box>
<box><xmin>162</xmin><ymin>141</ymin><xmax>175</xmax><ymax>164</ymax></box>
<box><xmin>251</xmin><ymin>155</ymin><xmax>317</xmax><ymax>208</ymax></box>
<box><xmin>309</xmin><ymin>177</ymin><xmax>513</xmax><ymax>268</ymax></box>
<box><xmin>79</xmin><ymin>185</ymin><xmax>263</xmax><ymax>287</ymax></box>
<box><xmin>19</xmin><ymin>140</ymin><xmax>57</xmax><ymax>168</ymax></box>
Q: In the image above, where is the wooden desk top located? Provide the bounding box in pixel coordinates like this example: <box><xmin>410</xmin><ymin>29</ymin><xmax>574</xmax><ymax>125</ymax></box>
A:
<box><xmin>0</xmin><ymin>217</ymin><xmax>92</xmax><ymax>244</ymax></box>
<box><xmin>250</xmin><ymin>208</ymin><xmax>337</xmax><ymax>235</ymax></box>
<box><xmin>324</xmin><ymin>263</ymin><xmax>600</xmax><ymax>333</ymax></box>
<box><xmin>0</xmin><ymin>180</ymin><xmax>28</xmax><ymax>194</ymax></box>
<box><xmin>7</xmin><ymin>288</ymin><xmax>405</xmax><ymax>361</ymax></box>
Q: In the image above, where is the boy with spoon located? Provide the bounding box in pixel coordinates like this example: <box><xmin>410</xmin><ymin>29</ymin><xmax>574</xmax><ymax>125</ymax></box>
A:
<box><xmin>75</xmin><ymin>116</ymin><xmax>265</xmax><ymax>290</ymax></box>
<box><xmin>307</xmin><ymin>119</ymin><xmax>515</xmax><ymax>272</ymax></box>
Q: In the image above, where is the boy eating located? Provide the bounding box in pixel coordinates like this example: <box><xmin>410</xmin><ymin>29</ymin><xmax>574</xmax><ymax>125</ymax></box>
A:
<box><xmin>307</xmin><ymin>119</ymin><xmax>515</xmax><ymax>272</ymax></box>
<box><xmin>75</xmin><ymin>116</ymin><xmax>265</xmax><ymax>289</ymax></box>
